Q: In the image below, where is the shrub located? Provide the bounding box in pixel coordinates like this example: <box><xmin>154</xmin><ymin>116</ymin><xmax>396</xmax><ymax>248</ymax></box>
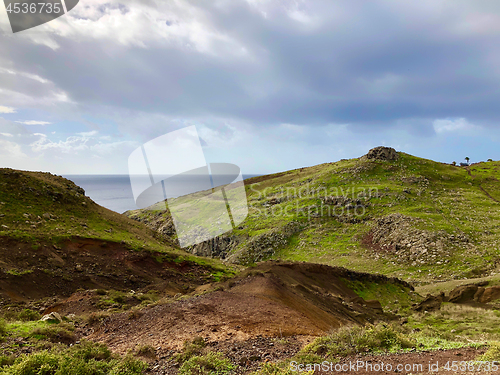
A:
<box><xmin>0</xmin><ymin>319</ymin><xmax>7</xmax><ymax>337</ymax></box>
<box><xmin>87</xmin><ymin>312</ymin><xmax>110</xmax><ymax>326</ymax></box>
<box><xmin>477</xmin><ymin>342</ymin><xmax>500</xmax><ymax>362</ymax></box>
<box><xmin>68</xmin><ymin>340</ymin><xmax>112</xmax><ymax>361</ymax></box>
<box><xmin>0</xmin><ymin>344</ymin><xmax>146</xmax><ymax>375</ymax></box>
<box><xmin>31</xmin><ymin>324</ymin><xmax>76</xmax><ymax>344</ymax></box>
<box><xmin>108</xmin><ymin>355</ymin><xmax>148</xmax><ymax>375</ymax></box>
<box><xmin>180</xmin><ymin>352</ymin><xmax>236</xmax><ymax>375</ymax></box>
<box><xmin>303</xmin><ymin>323</ymin><xmax>415</xmax><ymax>358</ymax></box>
<box><xmin>0</xmin><ymin>355</ymin><xmax>15</xmax><ymax>368</ymax></box>
<box><xmin>2</xmin><ymin>351</ymin><xmax>59</xmax><ymax>374</ymax></box>
<box><xmin>135</xmin><ymin>344</ymin><xmax>156</xmax><ymax>359</ymax></box>
<box><xmin>18</xmin><ymin>309</ymin><xmax>41</xmax><ymax>322</ymax></box>
<box><xmin>176</xmin><ymin>336</ymin><xmax>207</xmax><ymax>363</ymax></box>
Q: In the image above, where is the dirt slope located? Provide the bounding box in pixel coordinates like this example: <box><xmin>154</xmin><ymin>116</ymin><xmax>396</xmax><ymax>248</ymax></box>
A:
<box><xmin>87</xmin><ymin>262</ymin><xmax>411</xmax><ymax>354</ymax></box>
<box><xmin>0</xmin><ymin>236</ymin><xmax>220</xmax><ymax>303</ymax></box>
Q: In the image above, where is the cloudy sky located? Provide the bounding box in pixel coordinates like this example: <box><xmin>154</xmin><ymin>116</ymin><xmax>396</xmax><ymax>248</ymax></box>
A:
<box><xmin>1</xmin><ymin>0</ymin><xmax>500</xmax><ymax>175</ymax></box>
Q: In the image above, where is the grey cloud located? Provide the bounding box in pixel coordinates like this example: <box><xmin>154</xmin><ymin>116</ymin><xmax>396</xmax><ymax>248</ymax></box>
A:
<box><xmin>2</xmin><ymin>0</ymin><xmax>500</xmax><ymax>132</ymax></box>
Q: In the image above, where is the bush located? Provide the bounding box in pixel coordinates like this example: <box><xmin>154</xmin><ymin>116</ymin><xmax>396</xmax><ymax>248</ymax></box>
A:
<box><xmin>108</xmin><ymin>355</ymin><xmax>147</xmax><ymax>375</ymax></box>
<box><xmin>180</xmin><ymin>352</ymin><xmax>236</xmax><ymax>375</ymax></box>
<box><xmin>135</xmin><ymin>344</ymin><xmax>156</xmax><ymax>359</ymax></box>
<box><xmin>0</xmin><ymin>355</ymin><xmax>15</xmax><ymax>368</ymax></box>
<box><xmin>87</xmin><ymin>312</ymin><xmax>110</xmax><ymax>326</ymax></box>
<box><xmin>176</xmin><ymin>336</ymin><xmax>206</xmax><ymax>363</ymax></box>
<box><xmin>0</xmin><ymin>343</ymin><xmax>146</xmax><ymax>375</ymax></box>
<box><xmin>477</xmin><ymin>342</ymin><xmax>500</xmax><ymax>362</ymax></box>
<box><xmin>31</xmin><ymin>324</ymin><xmax>76</xmax><ymax>344</ymax></box>
<box><xmin>0</xmin><ymin>319</ymin><xmax>7</xmax><ymax>338</ymax></box>
<box><xmin>303</xmin><ymin>323</ymin><xmax>415</xmax><ymax>358</ymax></box>
<box><xmin>2</xmin><ymin>351</ymin><xmax>59</xmax><ymax>374</ymax></box>
<box><xmin>68</xmin><ymin>340</ymin><xmax>112</xmax><ymax>361</ymax></box>
<box><xmin>18</xmin><ymin>309</ymin><xmax>41</xmax><ymax>322</ymax></box>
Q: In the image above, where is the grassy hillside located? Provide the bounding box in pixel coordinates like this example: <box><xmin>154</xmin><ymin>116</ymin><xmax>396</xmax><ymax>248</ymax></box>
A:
<box><xmin>0</xmin><ymin>168</ymin><xmax>171</xmax><ymax>251</ymax></box>
<box><xmin>128</xmin><ymin>149</ymin><xmax>500</xmax><ymax>282</ymax></box>
<box><xmin>0</xmin><ymin>168</ymin><xmax>235</xmax><ymax>297</ymax></box>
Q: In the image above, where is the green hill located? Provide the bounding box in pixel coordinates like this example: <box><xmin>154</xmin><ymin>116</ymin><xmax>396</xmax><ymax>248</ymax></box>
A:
<box><xmin>0</xmin><ymin>168</ymin><xmax>234</xmax><ymax>301</ymax></box>
<box><xmin>127</xmin><ymin>147</ymin><xmax>500</xmax><ymax>282</ymax></box>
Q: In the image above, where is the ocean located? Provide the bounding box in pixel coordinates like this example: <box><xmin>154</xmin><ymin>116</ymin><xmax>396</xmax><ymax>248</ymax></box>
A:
<box><xmin>64</xmin><ymin>174</ymin><xmax>259</xmax><ymax>214</ymax></box>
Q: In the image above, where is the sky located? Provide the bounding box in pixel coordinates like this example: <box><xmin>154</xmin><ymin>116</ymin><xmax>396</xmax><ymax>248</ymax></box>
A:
<box><xmin>1</xmin><ymin>0</ymin><xmax>500</xmax><ymax>175</ymax></box>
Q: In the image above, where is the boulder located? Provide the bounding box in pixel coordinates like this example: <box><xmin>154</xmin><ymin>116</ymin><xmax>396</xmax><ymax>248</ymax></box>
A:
<box><xmin>413</xmin><ymin>293</ymin><xmax>445</xmax><ymax>312</ymax></box>
<box><xmin>366</xmin><ymin>146</ymin><xmax>398</xmax><ymax>161</ymax></box>
<box><xmin>448</xmin><ymin>284</ymin><xmax>479</xmax><ymax>303</ymax></box>
<box><xmin>40</xmin><ymin>312</ymin><xmax>62</xmax><ymax>323</ymax></box>
<box><xmin>478</xmin><ymin>286</ymin><xmax>500</xmax><ymax>303</ymax></box>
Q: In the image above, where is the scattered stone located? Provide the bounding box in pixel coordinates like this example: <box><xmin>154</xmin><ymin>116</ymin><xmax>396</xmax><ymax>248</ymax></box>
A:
<box><xmin>40</xmin><ymin>312</ymin><xmax>62</xmax><ymax>323</ymax></box>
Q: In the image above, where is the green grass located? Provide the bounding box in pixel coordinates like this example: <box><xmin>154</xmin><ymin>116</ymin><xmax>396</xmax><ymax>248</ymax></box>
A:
<box><xmin>0</xmin><ymin>316</ymin><xmax>146</xmax><ymax>375</ymax></box>
<box><xmin>408</xmin><ymin>303</ymin><xmax>500</xmax><ymax>342</ymax></box>
<box><xmin>179</xmin><ymin>352</ymin><xmax>236</xmax><ymax>375</ymax></box>
<box><xmin>125</xmin><ymin>153</ymin><xmax>500</xmax><ymax>282</ymax></box>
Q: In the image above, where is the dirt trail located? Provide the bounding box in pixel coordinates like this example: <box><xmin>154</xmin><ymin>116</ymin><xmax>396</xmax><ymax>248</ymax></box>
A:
<box><xmin>466</xmin><ymin>167</ymin><xmax>500</xmax><ymax>204</ymax></box>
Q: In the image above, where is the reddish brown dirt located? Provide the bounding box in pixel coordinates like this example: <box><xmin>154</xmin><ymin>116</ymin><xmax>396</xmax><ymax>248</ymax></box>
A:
<box><xmin>0</xmin><ymin>236</ymin><xmax>212</xmax><ymax>303</ymax></box>
<box><xmin>86</xmin><ymin>262</ymin><xmax>401</xmax><ymax>354</ymax></box>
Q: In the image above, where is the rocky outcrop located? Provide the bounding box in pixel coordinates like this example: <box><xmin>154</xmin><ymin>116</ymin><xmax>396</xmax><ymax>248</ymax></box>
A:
<box><xmin>413</xmin><ymin>292</ymin><xmax>446</xmax><ymax>312</ymax></box>
<box><xmin>126</xmin><ymin>210</ymin><xmax>176</xmax><ymax>239</ymax></box>
<box><xmin>187</xmin><ymin>235</ymin><xmax>240</xmax><ymax>259</ymax></box>
<box><xmin>227</xmin><ymin>222</ymin><xmax>303</xmax><ymax>265</ymax></box>
<box><xmin>364</xmin><ymin>214</ymin><xmax>471</xmax><ymax>266</ymax></box>
<box><xmin>479</xmin><ymin>286</ymin><xmax>500</xmax><ymax>303</ymax></box>
<box><xmin>366</xmin><ymin>146</ymin><xmax>398</xmax><ymax>161</ymax></box>
<box><xmin>446</xmin><ymin>283</ymin><xmax>500</xmax><ymax>304</ymax></box>
<box><xmin>448</xmin><ymin>283</ymin><xmax>483</xmax><ymax>303</ymax></box>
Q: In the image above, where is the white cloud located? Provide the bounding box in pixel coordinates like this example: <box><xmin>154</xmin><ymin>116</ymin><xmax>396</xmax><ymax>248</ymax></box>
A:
<box><xmin>0</xmin><ymin>106</ymin><xmax>16</xmax><ymax>114</ymax></box>
<box><xmin>0</xmin><ymin>67</ymin><xmax>50</xmax><ymax>84</ymax></box>
<box><xmin>16</xmin><ymin>120</ymin><xmax>52</xmax><ymax>125</ymax></box>
<box><xmin>433</xmin><ymin>118</ymin><xmax>479</xmax><ymax>134</ymax></box>
<box><xmin>0</xmin><ymin>139</ymin><xmax>27</xmax><ymax>159</ymax></box>
<box><xmin>77</xmin><ymin>130</ymin><xmax>98</xmax><ymax>137</ymax></box>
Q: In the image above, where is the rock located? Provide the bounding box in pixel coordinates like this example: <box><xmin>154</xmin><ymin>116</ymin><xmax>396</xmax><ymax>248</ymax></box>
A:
<box><xmin>366</xmin><ymin>146</ymin><xmax>398</xmax><ymax>161</ymax></box>
<box><xmin>1</xmin><ymin>225</ymin><xmax>8</xmax><ymax>229</ymax></box>
<box><xmin>364</xmin><ymin>299</ymin><xmax>383</xmax><ymax>312</ymax></box>
<box><xmin>40</xmin><ymin>312</ymin><xmax>62</xmax><ymax>323</ymax></box>
<box><xmin>42</xmin><ymin>213</ymin><xmax>51</xmax><ymax>219</ymax></box>
<box><xmin>448</xmin><ymin>284</ymin><xmax>479</xmax><ymax>303</ymax></box>
<box><xmin>413</xmin><ymin>293</ymin><xmax>445</xmax><ymax>312</ymax></box>
<box><xmin>474</xmin><ymin>287</ymin><xmax>485</xmax><ymax>302</ymax></box>
<box><xmin>478</xmin><ymin>286</ymin><xmax>500</xmax><ymax>303</ymax></box>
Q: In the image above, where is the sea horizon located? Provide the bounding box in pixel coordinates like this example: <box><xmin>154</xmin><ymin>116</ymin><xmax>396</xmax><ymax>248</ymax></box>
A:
<box><xmin>64</xmin><ymin>174</ymin><xmax>261</xmax><ymax>214</ymax></box>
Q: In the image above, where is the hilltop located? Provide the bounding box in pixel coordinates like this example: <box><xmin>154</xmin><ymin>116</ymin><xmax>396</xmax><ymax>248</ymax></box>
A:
<box><xmin>127</xmin><ymin>147</ymin><xmax>500</xmax><ymax>282</ymax></box>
